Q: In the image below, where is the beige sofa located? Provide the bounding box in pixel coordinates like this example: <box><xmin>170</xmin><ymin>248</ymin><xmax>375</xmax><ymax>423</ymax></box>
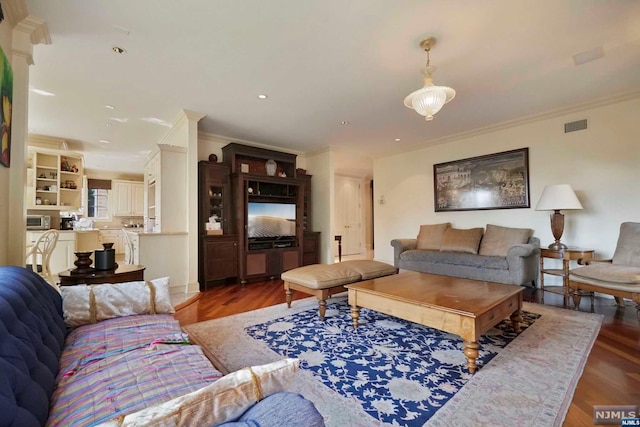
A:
<box><xmin>391</xmin><ymin>223</ymin><xmax>540</xmax><ymax>286</ymax></box>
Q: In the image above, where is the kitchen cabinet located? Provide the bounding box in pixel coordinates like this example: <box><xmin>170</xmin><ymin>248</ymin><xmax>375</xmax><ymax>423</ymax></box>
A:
<box><xmin>26</xmin><ymin>149</ymin><xmax>84</xmax><ymax>210</ymax></box>
<box><xmin>98</xmin><ymin>230</ymin><xmax>125</xmax><ymax>254</ymax></box>
<box><xmin>144</xmin><ymin>144</ymin><xmax>186</xmax><ymax>232</ymax></box>
<box><xmin>113</xmin><ymin>180</ymin><xmax>145</xmax><ymax>216</ymax></box>
<box><xmin>26</xmin><ymin>231</ymin><xmax>76</xmax><ymax>278</ymax></box>
<box><xmin>76</xmin><ymin>230</ymin><xmax>100</xmax><ymax>252</ymax></box>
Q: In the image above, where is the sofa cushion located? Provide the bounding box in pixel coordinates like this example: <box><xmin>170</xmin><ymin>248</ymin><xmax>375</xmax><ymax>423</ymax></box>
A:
<box><xmin>400</xmin><ymin>250</ymin><xmax>509</xmax><ymax>270</ymax></box>
<box><xmin>49</xmin><ymin>343</ymin><xmax>223</xmax><ymax>427</ymax></box>
<box><xmin>612</xmin><ymin>222</ymin><xmax>640</xmax><ymax>267</ymax></box>
<box><xmin>96</xmin><ymin>359</ymin><xmax>299</xmax><ymax>427</ymax></box>
<box><xmin>479</xmin><ymin>224</ymin><xmax>533</xmax><ymax>257</ymax></box>
<box><xmin>571</xmin><ymin>264</ymin><xmax>640</xmax><ymax>284</ymax></box>
<box><xmin>61</xmin><ymin>277</ymin><xmax>175</xmax><ymax>327</ymax></box>
<box><xmin>220</xmin><ymin>392</ymin><xmax>325</xmax><ymax>427</ymax></box>
<box><xmin>416</xmin><ymin>223</ymin><xmax>451</xmax><ymax>250</ymax></box>
<box><xmin>440</xmin><ymin>227</ymin><xmax>484</xmax><ymax>254</ymax></box>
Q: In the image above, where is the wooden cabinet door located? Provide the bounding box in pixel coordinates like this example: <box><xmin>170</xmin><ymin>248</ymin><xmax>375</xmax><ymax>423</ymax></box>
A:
<box><xmin>131</xmin><ymin>183</ymin><xmax>145</xmax><ymax>216</ymax></box>
<box><xmin>246</xmin><ymin>252</ymin><xmax>268</xmax><ymax>276</ymax></box>
<box><xmin>281</xmin><ymin>248</ymin><xmax>300</xmax><ymax>272</ymax></box>
<box><xmin>204</xmin><ymin>239</ymin><xmax>238</xmax><ymax>281</ymax></box>
<box><xmin>113</xmin><ymin>181</ymin><xmax>132</xmax><ymax>216</ymax></box>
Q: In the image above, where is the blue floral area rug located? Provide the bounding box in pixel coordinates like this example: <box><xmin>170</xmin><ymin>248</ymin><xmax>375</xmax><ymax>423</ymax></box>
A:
<box><xmin>184</xmin><ymin>296</ymin><xmax>603</xmax><ymax>426</ymax></box>
<box><xmin>244</xmin><ymin>299</ymin><xmax>539</xmax><ymax>427</ymax></box>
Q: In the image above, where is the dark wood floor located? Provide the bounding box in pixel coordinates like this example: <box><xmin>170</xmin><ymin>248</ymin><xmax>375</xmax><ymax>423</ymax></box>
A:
<box><xmin>174</xmin><ymin>279</ymin><xmax>640</xmax><ymax>427</ymax></box>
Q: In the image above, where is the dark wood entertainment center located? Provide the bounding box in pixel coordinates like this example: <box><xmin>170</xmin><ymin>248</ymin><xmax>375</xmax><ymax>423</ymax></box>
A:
<box><xmin>198</xmin><ymin>143</ymin><xmax>320</xmax><ymax>288</ymax></box>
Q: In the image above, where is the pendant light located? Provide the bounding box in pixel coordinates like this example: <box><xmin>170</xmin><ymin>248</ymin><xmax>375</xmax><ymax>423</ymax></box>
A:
<box><xmin>404</xmin><ymin>37</ymin><xmax>456</xmax><ymax>121</ymax></box>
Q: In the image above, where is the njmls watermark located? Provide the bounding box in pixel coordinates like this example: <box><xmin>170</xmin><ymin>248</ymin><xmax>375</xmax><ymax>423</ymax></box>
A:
<box><xmin>593</xmin><ymin>405</ymin><xmax>638</xmax><ymax>425</ymax></box>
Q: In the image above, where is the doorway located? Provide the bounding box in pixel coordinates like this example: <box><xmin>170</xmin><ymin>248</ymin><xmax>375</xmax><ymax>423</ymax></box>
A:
<box><xmin>334</xmin><ymin>176</ymin><xmax>363</xmax><ymax>257</ymax></box>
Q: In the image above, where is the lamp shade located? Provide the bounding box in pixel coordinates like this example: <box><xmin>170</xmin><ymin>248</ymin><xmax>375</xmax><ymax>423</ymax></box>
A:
<box><xmin>535</xmin><ymin>184</ymin><xmax>583</xmax><ymax>211</ymax></box>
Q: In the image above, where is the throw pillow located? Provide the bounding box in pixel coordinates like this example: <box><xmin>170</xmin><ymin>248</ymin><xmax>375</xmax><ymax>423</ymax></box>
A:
<box><xmin>478</xmin><ymin>224</ymin><xmax>533</xmax><ymax>257</ymax></box>
<box><xmin>416</xmin><ymin>223</ymin><xmax>451</xmax><ymax>250</ymax></box>
<box><xmin>61</xmin><ymin>277</ymin><xmax>174</xmax><ymax>327</ymax></box>
<box><xmin>95</xmin><ymin>358</ymin><xmax>300</xmax><ymax>427</ymax></box>
<box><xmin>440</xmin><ymin>227</ymin><xmax>484</xmax><ymax>254</ymax></box>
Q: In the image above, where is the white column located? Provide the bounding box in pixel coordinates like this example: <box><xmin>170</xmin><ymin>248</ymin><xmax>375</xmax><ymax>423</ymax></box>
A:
<box><xmin>7</xmin><ymin>14</ymin><xmax>50</xmax><ymax>266</ymax></box>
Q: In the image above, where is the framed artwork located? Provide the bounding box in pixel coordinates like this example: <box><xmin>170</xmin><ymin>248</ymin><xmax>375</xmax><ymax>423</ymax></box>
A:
<box><xmin>433</xmin><ymin>148</ymin><xmax>530</xmax><ymax>212</ymax></box>
<box><xmin>0</xmin><ymin>44</ymin><xmax>13</xmax><ymax>168</ymax></box>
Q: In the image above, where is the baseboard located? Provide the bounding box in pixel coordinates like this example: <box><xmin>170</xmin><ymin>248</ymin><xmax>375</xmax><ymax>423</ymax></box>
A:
<box><xmin>168</xmin><ymin>280</ymin><xmax>200</xmax><ymax>294</ymax></box>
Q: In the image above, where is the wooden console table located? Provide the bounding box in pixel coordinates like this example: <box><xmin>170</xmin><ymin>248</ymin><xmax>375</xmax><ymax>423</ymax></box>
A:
<box><xmin>58</xmin><ymin>264</ymin><xmax>145</xmax><ymax>286</ymax></box>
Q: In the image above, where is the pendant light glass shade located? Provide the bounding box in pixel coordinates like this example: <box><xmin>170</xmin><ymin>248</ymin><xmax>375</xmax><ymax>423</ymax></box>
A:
<box><xmin>404</xmin><ymin>71</ymin><xmax>456</xmax><ymax>121</ymax></box>
<box><xmin>404</xmin><ymin>38</ymin><xmax>455</xmax><ymax>121</ymax></box>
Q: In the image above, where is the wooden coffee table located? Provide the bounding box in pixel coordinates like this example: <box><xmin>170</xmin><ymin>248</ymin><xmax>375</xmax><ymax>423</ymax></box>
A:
<box><xmin>345</xmin><ymin>271</ymin><xmax>524</xmax><ymax>374</ymax></box>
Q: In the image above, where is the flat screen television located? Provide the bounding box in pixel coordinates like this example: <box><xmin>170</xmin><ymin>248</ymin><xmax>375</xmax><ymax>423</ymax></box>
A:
<box><xmin>247</xmin><ymin>202</ymin><xmax>296</xmax><ymax>240</ymax></box>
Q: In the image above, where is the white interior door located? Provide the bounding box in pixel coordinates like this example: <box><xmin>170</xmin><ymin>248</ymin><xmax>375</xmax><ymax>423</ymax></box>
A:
<box><xmin>335</xmin><ymin>176</ymin><xmax>362</xmax><ymax>256</ymax></box>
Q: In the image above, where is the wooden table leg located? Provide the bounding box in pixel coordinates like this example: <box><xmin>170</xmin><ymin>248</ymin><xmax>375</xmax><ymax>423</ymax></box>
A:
<box><xmin>463</xmin><ymin>340</ymin><xmax>479</xmax><ymax>374</ymax></box>
<box><xmin>350</xmin><ymin>306</ymin><xmax>360</xmax><ymax>328</ymax></box>
<box><xmin>284</xmin><ymin>283</ymin><xmax>293</xmax><ymax>308</ymax></box>
<box><xmin>318</xmin><ymin>299</ymin><xmax>327</xmax><ymax>320</ymax></box>
<box><xmin>510</xmin><ymin>309</ymin><xmax>522</xmax><ymax>332</ymax></box>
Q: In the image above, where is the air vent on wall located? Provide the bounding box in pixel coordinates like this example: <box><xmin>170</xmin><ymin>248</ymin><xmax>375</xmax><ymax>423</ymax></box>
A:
<box><xmin>564</xmin><ymin>119</ymin><xmax>588</xmax><ymax>133</ymax></box>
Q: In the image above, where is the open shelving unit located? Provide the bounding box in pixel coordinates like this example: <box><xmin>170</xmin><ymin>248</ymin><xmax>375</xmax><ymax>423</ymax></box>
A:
<box><xmin>27</xmin><ymin>150</ymin><xmax>83</xmax><ymax>210</ymax></box>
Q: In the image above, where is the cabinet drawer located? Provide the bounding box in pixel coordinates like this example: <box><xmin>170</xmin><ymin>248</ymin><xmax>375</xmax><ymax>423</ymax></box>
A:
<box><xmin>478</xmin><ymin>296</ymin><xmax>520</xmax><ymax>332</ymax></box>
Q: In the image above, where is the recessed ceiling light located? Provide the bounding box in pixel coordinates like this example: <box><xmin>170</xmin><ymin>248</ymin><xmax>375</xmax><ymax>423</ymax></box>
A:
<box><xmin>31</xmin><ymin>88</ymin><xmax>55</xmax><ymax>96</ymax></box>
<box><xmin>341</xmin><ymin>121</ymin><xmax>349</xmax><ymax>125</ymax></box>
<box><xmin>112</xmin><ymin>46</ymin><xmax>127</xmax><ymax>54</ymax></box>
<box><xmin>99</xmin><ymin>139</ymin><xmax>111</xmax><ymax>144</ymax></box>
<box><xmin>105</xmin><ymin>105</ymin><xmax>115</xmax><ymax>110</ymax></box>
<box><xmin>257</xmin><ymin>94</ymin><xmax>268</xmax><ymax>99</ymax></box>
<box><xmin>395</xmin><ymin>138</ymin><xmax>401</xmax><ymax>142</ymax></box>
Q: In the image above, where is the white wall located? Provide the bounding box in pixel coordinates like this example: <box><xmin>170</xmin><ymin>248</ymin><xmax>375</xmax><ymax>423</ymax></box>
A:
<box><xmin>373</xmin><ymin>95</ymin><xmax>640</xmax><ymax>267</ymax></box>
<box><xmin>305</xmin><ymin>149</ymin><xmax>334</xmax><ymax>263</ymax></box>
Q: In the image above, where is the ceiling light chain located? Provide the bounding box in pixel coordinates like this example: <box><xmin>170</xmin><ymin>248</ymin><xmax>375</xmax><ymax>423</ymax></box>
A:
<box><xmin>404</xmin><ymin>36</ymin><xmax>456</xmax><ymax>121</ymax></box>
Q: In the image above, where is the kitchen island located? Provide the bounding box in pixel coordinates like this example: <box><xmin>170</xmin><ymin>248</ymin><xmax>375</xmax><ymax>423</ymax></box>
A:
<box><xmin>123</xmin><ymin>230</ymin><xmax>192</xmax><ymax>294</ymax></box>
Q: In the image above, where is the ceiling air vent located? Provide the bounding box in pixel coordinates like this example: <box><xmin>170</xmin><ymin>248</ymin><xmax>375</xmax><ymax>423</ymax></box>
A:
<box><xmin>564</xmin><ymin>119</ymin><xmax>588</xmax><ymax>133</ymax></box>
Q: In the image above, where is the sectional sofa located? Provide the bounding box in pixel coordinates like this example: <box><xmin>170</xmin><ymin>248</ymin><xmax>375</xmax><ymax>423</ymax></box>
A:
<box><xmin>0</xmin><ymin>266</ymin><xmax>323</xmax><ymax>427</ymax></box>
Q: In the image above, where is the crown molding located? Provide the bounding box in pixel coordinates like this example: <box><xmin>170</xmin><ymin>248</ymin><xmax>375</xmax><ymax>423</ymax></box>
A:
<box><xmin>379</xmin><ymin>90</ymin><xmax>640</xmax><ymax>159</ymax></box>
<box><xmin>2</xmin><ymin>0</ymin><xmax>28</xmax><ymax>27</ymax></box>
<box><xmin>197</xmin><ymin>130</ymin><xmax>305</xmax><ymax>156</ymax></box>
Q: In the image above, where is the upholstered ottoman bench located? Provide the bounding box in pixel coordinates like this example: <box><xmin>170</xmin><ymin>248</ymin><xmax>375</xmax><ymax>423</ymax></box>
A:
<box><xmin>282</xmin><ymin>260</ymin><xmax>397</xmax><ymax>320</ymax></box>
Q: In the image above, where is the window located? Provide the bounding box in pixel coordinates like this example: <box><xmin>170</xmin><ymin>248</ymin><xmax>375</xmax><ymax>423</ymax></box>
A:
<box><xmin>87</xmin><ymin>189</ymin><xmax>110</xmax><ymax>219</ymax></box>
<box><xmin>86</xmin><ymin>179</ymin><xmax>112</xmax><ymax>220</ymax></box>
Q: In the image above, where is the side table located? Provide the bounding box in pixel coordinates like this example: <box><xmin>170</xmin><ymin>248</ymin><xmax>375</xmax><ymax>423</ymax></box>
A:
<box><xmin>540</xmin><ymin>247</ymin><xmax>594</xmax><ymax>306</ymax></box>
<box><xmin>58</xmin><ymin>264</ymin><xmax>145</xmax><ymax>286</ymax></box>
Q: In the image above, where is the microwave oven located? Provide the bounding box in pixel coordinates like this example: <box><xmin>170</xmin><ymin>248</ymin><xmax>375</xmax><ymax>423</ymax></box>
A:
<box><xmin>26</xmin><ymin>215</ymin><xmax>51</xmax><ymax>230</ymax></box>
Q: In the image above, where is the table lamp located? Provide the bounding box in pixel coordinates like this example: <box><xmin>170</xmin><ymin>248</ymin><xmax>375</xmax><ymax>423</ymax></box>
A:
<box><xmin>535</xmin><ymin>184</ymin><xmax>583</xmax><ymax>250</ymax></box>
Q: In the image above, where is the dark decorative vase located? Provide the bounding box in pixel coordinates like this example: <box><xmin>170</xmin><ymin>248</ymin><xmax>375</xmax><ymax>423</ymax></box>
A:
<box><xmin>95</xmin><ymin>243</ymin><xmax>116</xmax><ymax>270</ymax></box>
<box><xmin>208</xmin><ymin>153</ymin><xmax>218</xmax><ymax>162</ymax></box>
<box><xmin>71</xmin><ymin>251</ymin><xmax>94</xmax><ymax>274</ymax></box>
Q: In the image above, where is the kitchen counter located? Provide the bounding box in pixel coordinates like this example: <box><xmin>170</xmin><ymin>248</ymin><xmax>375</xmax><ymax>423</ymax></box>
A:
<box><xmin>123</xmin><ymin>230</ymin><xmax>188</xmax><ymax>236</ymax></box>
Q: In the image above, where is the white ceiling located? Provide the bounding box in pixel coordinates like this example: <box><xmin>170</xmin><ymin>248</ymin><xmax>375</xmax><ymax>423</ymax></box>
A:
<box><xmin>25</xmin><ymin>0</ymin><xmax>640</xmax><ymax>173</ymax></box>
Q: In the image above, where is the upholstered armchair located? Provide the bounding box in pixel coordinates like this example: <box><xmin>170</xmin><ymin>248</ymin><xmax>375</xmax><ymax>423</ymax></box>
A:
<box><xmin>569</xmin><ymin>222</ymin><xmax>640</xmax><ymax>320</ymax></box>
